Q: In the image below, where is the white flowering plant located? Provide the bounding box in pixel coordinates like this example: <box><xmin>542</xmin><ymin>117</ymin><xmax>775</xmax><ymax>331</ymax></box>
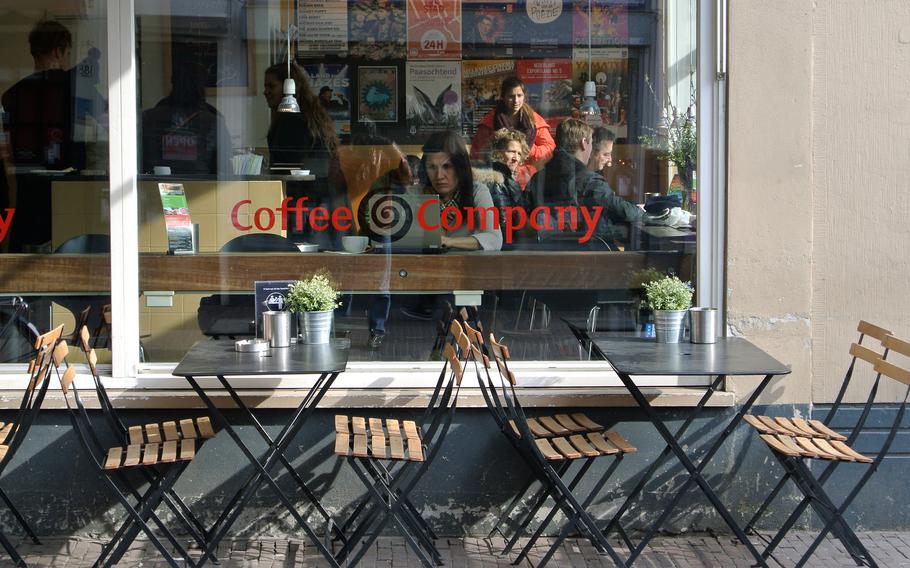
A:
<box><xmin>287</xmin><ymin>272</ymin><xmax>341</xmax><ymax>313</ymax></box>
<box><xmin>644</xmin><ymin>275</ymin><xmax>693</xmax><ymax>311</ymax></box>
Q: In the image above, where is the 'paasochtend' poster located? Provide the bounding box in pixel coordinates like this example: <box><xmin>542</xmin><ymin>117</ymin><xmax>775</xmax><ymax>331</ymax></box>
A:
<box><xmin>407</xmin><ymin>61</ymin><xmax>461</xmax><ymax>141</ymax></box>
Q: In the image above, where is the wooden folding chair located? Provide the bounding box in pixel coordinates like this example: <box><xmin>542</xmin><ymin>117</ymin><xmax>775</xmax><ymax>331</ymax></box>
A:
<box><xmin>50</xmin><ymin>337</ymin><xmax>206</xmax><ymax>568</ymax></box>
<box><xmin>0</xmin><ymin>325</ymin><xmax>63</xmax><ymax>566</ymax></box>
<box><xmin>748</xmin><ymin>330</ymin><xmax>910</xmax><ymax>567</ymax></box>
<box><xmin>743</xmin><ymin>321</ymin><xmax>889</xmax><ymax>537</ymax></box>
<box><xmin>333</xmin><ymin>321</ymin><xmax>471</xmax><ymax>567</ymax></box>
<box><xmin>470</xmin><ymin>326</ymin><xmax>635</xmax><ymax>568</ymax></box>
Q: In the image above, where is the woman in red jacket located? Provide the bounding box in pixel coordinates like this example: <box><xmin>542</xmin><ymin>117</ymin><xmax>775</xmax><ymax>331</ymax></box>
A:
<box><xmin>469</xmin><ymin>76</ymin><xmax>555</xmax><ymax>188</ymax></box>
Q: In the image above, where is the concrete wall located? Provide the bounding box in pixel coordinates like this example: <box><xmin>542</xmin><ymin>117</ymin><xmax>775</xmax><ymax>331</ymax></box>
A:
<box><xmin>727</xmin><ymin>1</ymin><xmax>910</xmax><ymax>405</ymax></box>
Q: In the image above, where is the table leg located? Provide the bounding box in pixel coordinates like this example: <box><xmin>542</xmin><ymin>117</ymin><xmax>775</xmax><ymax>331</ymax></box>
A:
<box><xmin>186</xmin><ymin>373</ymin><xmax>341</xmax><ymax>568</ymax></box>
<box><xmin>619</xmin><ymin>371</ymin><xmax>776</xmax><ymax>567</ymax></box>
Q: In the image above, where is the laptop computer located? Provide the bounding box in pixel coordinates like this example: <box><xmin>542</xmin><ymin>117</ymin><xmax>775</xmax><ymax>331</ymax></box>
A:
<box><xmin>360</xmin><ymin>193</ymin><xmax>446</xmax><ymax>253</ymax></box>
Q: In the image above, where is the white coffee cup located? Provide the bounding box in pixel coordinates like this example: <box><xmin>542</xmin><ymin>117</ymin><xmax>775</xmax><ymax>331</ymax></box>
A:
<box><xmin>342</xmin><ymin>236</ymin><xmax>369</xmax><ymax>254</ymax></box>
<box><xmin>153</xmin><ymin>166</ymin><xmax>171</xmax><ymax>176</ymax></box>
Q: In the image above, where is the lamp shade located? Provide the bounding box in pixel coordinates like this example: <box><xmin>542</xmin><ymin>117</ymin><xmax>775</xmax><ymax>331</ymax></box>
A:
<box><xmin>277</xmin><ymin>78</ymin><xmax>299</xmax><ymax>113</ymax></box>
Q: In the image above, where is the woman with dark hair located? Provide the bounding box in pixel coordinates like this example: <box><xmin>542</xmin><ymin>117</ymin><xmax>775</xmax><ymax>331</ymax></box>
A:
<box><xmin>469</xmin><ymin>76</ymin><xmax>555</xmax><ymax>188</ymax></box>
<box><xmin>422</xmin><ymin>131</ymin><xmax>502</xmax><ymax>251</ymax></box>
<box><xmin>262</xmin><ymin>62</ymin><xmax>349</xmax><ymax>248</ymax></box>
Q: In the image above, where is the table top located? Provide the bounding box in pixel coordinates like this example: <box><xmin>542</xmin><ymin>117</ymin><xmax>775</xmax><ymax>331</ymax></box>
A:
<box><xmin>591</xmin><ymin>335</ymin><xmax>791</xmax><ymax>376</ymax></box>
<box><xmin>172</xmin><ymin>339</ymin><xmax>349</xmax><ymax>377</ymax></box>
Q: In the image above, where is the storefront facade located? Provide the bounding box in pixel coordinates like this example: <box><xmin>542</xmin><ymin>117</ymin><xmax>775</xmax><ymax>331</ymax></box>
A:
<box><xmin>0</xmin><ymin>0</ymin><xmax>908</xmax><ymax>536</ymax></box>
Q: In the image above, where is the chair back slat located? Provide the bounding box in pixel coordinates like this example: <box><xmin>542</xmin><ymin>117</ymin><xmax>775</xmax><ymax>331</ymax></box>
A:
<box><xmin>60</xmin><ymin>366</ymin><xmax>76</xmax><ymax>394</ymax></box>
<box><xmin>34</xmin><ymin>324</ymin><xmax>64</xmax><ymax>350</ymax></box>
<box><xmin>883</xmin><ymin>334</ymin><xmax>910</xmax><ymax>358</ymax></box>
<box><xmin>52</xmin><ymin>341</ymin><xmax>70</xmax><ymax>368</ymax></box>
<box><xmin>858</xmin><ymin>320</ymin><xmax>891</xmax><ymax>342</ymax></box>
<box><xmin>443</xmin><ymin>343</ymin><xmax>463</xmax><ymax>386</ymax></box>
<box><xmin>80</xmin><ymin>326</ymin><xmax>92</xmax><ymax>353</ymax></box>
<box><xmin>849</xmin><ymin>343</ymin><xmax>881</xmax><ymax>366</ymax></box>
<box><xmin>488</xmin><ymin>334</ymin><xmax>510</xmax><ymax>360</ymax></box>
<box><xmin>874</xmin><ymin>359</ymin><xmax>910</xmax><ymax>387</ymax></box>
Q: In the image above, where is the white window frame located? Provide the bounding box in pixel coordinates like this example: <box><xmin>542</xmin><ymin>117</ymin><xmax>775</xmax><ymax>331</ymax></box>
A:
<box><xmin>93</xmin><ymin>0</ymin><xmax>727</xmax><ymax>390</ymax></box>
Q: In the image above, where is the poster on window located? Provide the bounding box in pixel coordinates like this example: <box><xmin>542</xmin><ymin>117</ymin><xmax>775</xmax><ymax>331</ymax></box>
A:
<box><xmin>303</xmin><ymin>64</ymin><xmax>352</xmax><ymax>137</ymax></box>
<box><xmin>349</xmin><ymin>0</ymin><xmax>407</xmax><ymax>59</ymax></box>
<box><xmin>572</xmin><ymin>0</ymin><xmax>628</xmax><ymax>47</ymax></box>
<box><xmin>298</xmin><ymin>0</ymin><xmax>348</xmax><ymax>57</ymax></box>
<box><xmin>572</xmin><ymin>47</ymin><xmax>629</xmax><ymax>136</ymax></box>
<box><xmin>358</xmin><ymin>66</ymin><xmax>398</xmax><ymax>123</ymax></box>
<box><xmin>518</xmin><ymin>0</ymin><xmax>572</xmax><ymax>57</ymax></box>
<box><xmin>461</xmin><ymin>59</ymin><xmax>515</xmax><ymax>138</ymax></box>
<box><xmin>406</xmin><ymin>61</ymin><xmax>461</xmax><ymax>141</ymax></box>
<box><xmin>516</xmin><ymin>59</ymin><xmax>573</xmax><ymax>120</ymax></box>
<box><xmin>462</xmin><ymin>0</ymin><xmax>518</xmax><ymax>59</ymax></box>
<box><xmin>407</xmin><ymin>0</ymin><xmax>462</xmax><ymax>59</ymax></box>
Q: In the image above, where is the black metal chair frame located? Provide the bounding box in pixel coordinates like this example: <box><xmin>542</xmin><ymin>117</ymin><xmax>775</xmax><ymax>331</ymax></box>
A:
<box><xmin>744</xmin><ymin>321</ymin><xmax>890</xmax><ymax>537</ymax></box>
<box><xmin>72</xmin><ymin>325</ymin><xmax>216</xmax><ymax>563</ymax></box>
<box><xmin>477</xmin><ymin>328</ymin><xmax>629</xmax><ymax>568</ymax></box>
<box><xmin>335</xmin><ymin>323</ymin><xmax>469</xmax><ymax>568</ymax></box>
<box><xmin>0</xmin><ymin>324</ymin><xmax>62</xmax><ymax>567</ymax></box>
<box><xmin>51</xmin><ymin>339</ymin><xmax>202</xmax><ymax>568</ymax></box>
<box><xmin>751</xmin><ymin>332</ymin><xmax>910</xmax><ymax>568</ymax></box>
<box><xmin>0</xmin><ymin>296</ymin><xmax>39</xmax><ymax>364</ymax></box>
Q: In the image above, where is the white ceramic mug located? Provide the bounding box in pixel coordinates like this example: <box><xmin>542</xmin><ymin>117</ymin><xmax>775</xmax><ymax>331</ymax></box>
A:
<box><xmin>153</xmin><ymin>166</ymin><xmax>171</xmax><ymax>176</ymax></box>
<box><xmin>342</xmin><ymin>236</ymin><xmax>369</xmax><ymax>254</ymax></box>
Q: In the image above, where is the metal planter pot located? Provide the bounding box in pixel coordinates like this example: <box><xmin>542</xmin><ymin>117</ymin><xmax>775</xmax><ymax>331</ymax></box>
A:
<box><xmin>654</xmin><ymin>309</ymin><xmax>688</xmax><ymax>343</ymax></box>
<box><xmin>297</xmin><ymin>310</ymin><xmax>333</xmax><ymax>344</ymax></box>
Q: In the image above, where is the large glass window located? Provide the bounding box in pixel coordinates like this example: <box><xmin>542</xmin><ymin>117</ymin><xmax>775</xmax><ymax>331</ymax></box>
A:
<box><xmin>132</xmin><ymin>0</ymin><xmax>698</xmax><ymax>366</ymax></box>
<box><xmin>0</xmin><ymin>2</ymin><xmax>111</xmax><ymax>365</ymax></box>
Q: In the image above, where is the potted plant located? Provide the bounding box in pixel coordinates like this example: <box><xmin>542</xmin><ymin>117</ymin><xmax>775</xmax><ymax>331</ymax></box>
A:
<box><xmin>286</xmin><ymin>271</ymin><xmax>341</xmax><ymax>344</ymax></box>
<box><xmin>643</xmin><ymin>275</ymin><xmax>693</xmax><ymax>343</ymax></box>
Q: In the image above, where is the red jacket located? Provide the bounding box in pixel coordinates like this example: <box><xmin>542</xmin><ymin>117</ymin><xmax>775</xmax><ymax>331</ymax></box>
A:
<box><xmin>470</xmin><ymin>108</ymin><xmax>556</xmax><ymax>166</ymax></box>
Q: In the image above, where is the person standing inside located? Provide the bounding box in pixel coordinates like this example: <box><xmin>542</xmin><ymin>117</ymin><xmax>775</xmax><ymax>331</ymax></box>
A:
<box><xmin>469</xmin><ymin>77</ymin><xmax>555</xmax><ymax>189</ymax></box>
<box><xmin>2</xmin><ymin>21</ymin><xmax>81</xmax><ymax>251</ymax></box>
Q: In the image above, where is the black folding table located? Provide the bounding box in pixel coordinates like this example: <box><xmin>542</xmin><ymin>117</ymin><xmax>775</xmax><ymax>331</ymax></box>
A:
<box><xmin>586</xmin><ymin>334</ymin><xmax>790</xmax><ymax>567</ymax></box>
<box><xmin>173</xmin><ymin>339</ymin><xmax>349</xmax><ymax>567</ymax></box>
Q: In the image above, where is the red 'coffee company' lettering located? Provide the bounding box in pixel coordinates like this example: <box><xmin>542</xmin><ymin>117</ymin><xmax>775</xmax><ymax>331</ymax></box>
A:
<box><xmin>0</xmin><ymin>208</ymin><xmax>14</xmax><ymax>243</ymax></box>
<box><xmin>230</xmin><ymin>198</ymin><xmax>604</xmax><ymax>245</ymax></box>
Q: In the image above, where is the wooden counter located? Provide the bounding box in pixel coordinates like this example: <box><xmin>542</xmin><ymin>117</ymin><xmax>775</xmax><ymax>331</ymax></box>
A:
<box><xmin>0</xmin><ymin>250</ymin><xmax>692</xmax><ymax>293</ymax></box>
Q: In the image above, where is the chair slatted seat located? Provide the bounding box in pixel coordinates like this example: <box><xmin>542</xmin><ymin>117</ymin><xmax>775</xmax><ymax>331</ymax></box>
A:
<box><xmin>104</xmin><ymin>439</ymin><xmax>198</xmax><ymax>470</ymax></box>
<box><xmin>748</xmin><ymin>327</ymin><xmax>909</xmax><ymax>567</ymax></box>
<box><xmin>334</xmin><ymin>416</ymin><xmax>425</xmax><ymax>462</ymax></box>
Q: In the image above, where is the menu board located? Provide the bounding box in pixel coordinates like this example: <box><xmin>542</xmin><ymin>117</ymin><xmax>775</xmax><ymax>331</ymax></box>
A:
<box><xmin>158</xmin><ymin>183</ymin><xmax>194</xmax><ymax>255</ymax></box>
<box><xmin>303</xmin><ymin>63</ymin><xmax>352</xmax><ymax>137</ymax></box>
<box><xmin>407</xmin><ymin>0</ymin><xmax>462</xmax><ymax>59</ymax></box>
<box><xmin>254</xmin><ymin>280</ymin><xmax>296</xmax><ymax>337</ymax></box>
<box><xmin>358</xmin><ymin>66</ymin><xmax>399</xmax><ymax>123</ymax></box>
<box><xmin>298</xmin><ymin>0</ymin><xmax>348</xmax><ymax>57</ymax></box>
<box><xmin>406</xmin><ymin>61</ymin><xmax>462</xmax><ymax>141</ymax></box>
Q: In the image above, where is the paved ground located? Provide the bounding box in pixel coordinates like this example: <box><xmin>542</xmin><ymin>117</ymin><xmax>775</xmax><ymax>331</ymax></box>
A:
<box><xmin>12</xmin><ymin>532</ymin><xmax>910</xmax><ymax>567</ymax></box>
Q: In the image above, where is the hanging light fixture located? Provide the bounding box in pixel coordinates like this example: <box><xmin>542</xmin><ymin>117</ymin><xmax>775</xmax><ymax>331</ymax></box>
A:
<box><xmin>579</xmin><ymin>0</ymin><xmax>602</xmax><ymax>126</ymax></box>
<box><xmin>277</xmin><ymin>0</ymin><xmax>300</xmax><ymax>113</ymax></box>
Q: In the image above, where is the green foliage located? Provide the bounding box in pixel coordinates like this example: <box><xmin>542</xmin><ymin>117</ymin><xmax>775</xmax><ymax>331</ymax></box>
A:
<box><xmin>639</xmin><ymin>74</ymin><xmax>697</xmax><ymax>175</ymax></box>
<box><xmin>627</xmin><ymin>267</ymin><xmax>668</xmax><ymax>291</ymax></box>
<box><xmin>644</xmin><ymin>275</ymin><xmax>693</xmax><ymax>311</ymax></box>
<box><xmin>286</xmin><ymin>271</ymin><xmax>341</xmax><ymax>313</ymax></box>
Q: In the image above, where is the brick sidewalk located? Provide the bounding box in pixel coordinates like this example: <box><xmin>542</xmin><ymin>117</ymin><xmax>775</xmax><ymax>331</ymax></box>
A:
<box><xmin>12</xmin><ymin>533</ymin><xmax>910</xmax><ymax>567</ymax></box>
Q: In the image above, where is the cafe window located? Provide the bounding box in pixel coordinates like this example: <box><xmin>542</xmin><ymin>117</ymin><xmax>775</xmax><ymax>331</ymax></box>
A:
<box><xmin>3</xmin><ymin>0</ymin><xmax>715</xmax><ymax>388</ymax></box>
<box><xmin>0</xmin><ymin>3</ymin><xmax>111</xmax><ymax>367</ymax></box>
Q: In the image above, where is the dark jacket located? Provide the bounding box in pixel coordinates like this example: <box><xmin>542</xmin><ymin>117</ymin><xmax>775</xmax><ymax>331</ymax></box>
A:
<box><xmin>525</xmin><ymin>148</ymin><xmax>642</xmax><ymax>248</ymax></box>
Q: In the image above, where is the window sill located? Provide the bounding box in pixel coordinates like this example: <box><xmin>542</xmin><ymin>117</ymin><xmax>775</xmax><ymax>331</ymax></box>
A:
<box><xmin>0</xmin><ymin>386</ymin><xmax>735</xmax><ymax>410</ymax></box>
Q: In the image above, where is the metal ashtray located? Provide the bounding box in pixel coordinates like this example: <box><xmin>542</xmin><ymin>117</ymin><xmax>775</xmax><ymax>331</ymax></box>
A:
<box><xmin>235</xmin><ymin>338</ymin><xmax>269</xmax><ymax>353</ymax></box>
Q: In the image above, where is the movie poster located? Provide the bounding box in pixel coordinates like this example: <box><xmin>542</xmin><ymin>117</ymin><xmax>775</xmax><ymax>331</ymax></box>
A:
<box><xmin>298</xmin><ymin>0</ymin><xmax>348</xmax><ymax>57</ymax></box>
<box><xmin>407</xmin><ymin>0</ymin><xmax>462</xmax><ymax>59</ymax></box>
<box><xmin>518</xmin><ymin>0</ymin><xmax>572</xmax><ymax>57</ymax></box>
<box><xmin>406</xmin><ymin>61</ymin><xmax>461</xmax><ymax>141</ymax></box>
<box><xmin>516</xmin><ymin>59</ymin><xmax>573</xmax><ymax>120</ymax></box>
<box><xmin>303</xmin><ymin>64</ymin><xmax>352</xmax><ymax>137</ymax></box>
<box><xmin>572</xmin><ymin>0</ymin><xmax>628</xmax><ymax>47</ymax></box>
<box><xmin>572</xmin><ymin>47</ymin><xmax>629</xmax><ymax>136</ymax></box>
<box><xmin>462</xmin><ymin>0</ymin><xmax>518</xmax><ymax>59</ymax></box>
<box><xmin>358</xmin><ymin>66</ymin><xmax>398</xmax><ymax>123</ymax></box>
<box><xmin>461</xmin><ymin>59</ymin><xmax>515</xmax><ymax>138</ymax></box>
<box><xmin>349</xmin><ymin>0</ymin><xmax>407</xmax><ymax>59</ymax></box>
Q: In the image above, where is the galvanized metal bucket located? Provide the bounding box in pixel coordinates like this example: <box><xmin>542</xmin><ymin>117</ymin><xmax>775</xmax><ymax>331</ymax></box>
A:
<box><xmin>298</xmin><ymin>310</ymin><xmax>333</xmax><ymax>344</ymax></box>
<box><xmin>654</xmin><ymin>309</ymin><xmax>688</xmax><ymax>343</ymax></box>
